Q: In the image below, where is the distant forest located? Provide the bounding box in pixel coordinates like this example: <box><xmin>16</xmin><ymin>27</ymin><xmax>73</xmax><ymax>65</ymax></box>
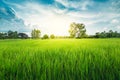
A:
<box><xmin>0</xmin><ymin>29</ymin><xmax>120</xmax><ymax>39</ymax></box>
<box><xmin>0</xmin><ymin>22</ymin><xmax>120</xmax><ymax>39</ymax></box>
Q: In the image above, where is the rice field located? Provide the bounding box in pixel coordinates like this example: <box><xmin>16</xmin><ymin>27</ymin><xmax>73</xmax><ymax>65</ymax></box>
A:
<box><xmin>0</xmin><ymin>39</ymin><xmax>120</xmax><ymax>80</ymax></box>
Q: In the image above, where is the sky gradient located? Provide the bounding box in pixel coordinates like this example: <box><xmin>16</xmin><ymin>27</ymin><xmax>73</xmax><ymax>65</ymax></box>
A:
<box><xmin>0</xmin><ymin>0</ymin><xmax>120</xmax><ymax>36</ymax></box>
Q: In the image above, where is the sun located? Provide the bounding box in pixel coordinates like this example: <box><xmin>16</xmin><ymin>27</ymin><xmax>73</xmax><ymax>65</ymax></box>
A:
<box><xmin>26</xmin><ymin>14</ymin><xmax>74</xmax><ymax>36</ymax></box>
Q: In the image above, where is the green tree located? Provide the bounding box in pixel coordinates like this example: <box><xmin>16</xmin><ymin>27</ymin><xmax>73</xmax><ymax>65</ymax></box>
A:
<box><xmin>18</xmin><ymin>33</ymin><xmax>28</xmax><ymax>39</ymax></box>
<box><xmin>0</xmin><ymin>32</ymin><xmax>7</xmax><ymax>39</ymax></box>
<box><xmin>95</xmin><ymin>32</ymin><xmax>100</xmax><ymax>38</ymax></box>
<box><xmin>69</xmin><ymin>22</ymin><xmax>86</xmax><ymax>38</ymax></box>
<box><xmin>109</xmin><ymin>30</ymin><xmax>113</xmax><ymax>38</ymax></box>
<box><xmin>99</xmin><ymin>31</ymin><xmax>107</xmax><ymax>38</ymax></box>
<box><xmin>8</xmin><ymin>30</ymin><xmax>18</xmax><ymax>39</ymax></box>
<box><xmin>50</xmin><ymin>34</ymin><xmax>55</xmax><ymax>39</ymax></box>
<box><xmin>31</xmin><ymin>29</ymin><xmax>41</xmax><ymax>39</ymax></box>
<box><xmin>42</xmin><ymin>34</ymin><xmax>49</xmax><ymax>39</ymax></box>
<box><xmin>13</xmin><ymin>31</ymin><xmax>18</xmax><ymax>39</ymax></box>
<box><xmin>94</xmin><ymin>30</ymin><xmax>120</xmax><ymax>38</ymax></box>
<box><xmin>8</xmin><ymin>30</ymin><xmax>13</xmax><ymax>38</ymax></box>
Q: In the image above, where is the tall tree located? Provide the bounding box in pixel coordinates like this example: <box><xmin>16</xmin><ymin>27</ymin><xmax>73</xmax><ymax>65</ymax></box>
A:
<box><xmin>31</xmin><ymin>29</ymin><xmax>41</xmax><ymax>39</ymax></box>
<box><xmin>8</xmin><ymin>30</ymin><xmax>18</xmax><ymax>39</ymax></box>
<box><xmin>42</xmin><ymin>34</ymin><xmax>49</xmax><ymax>39</ymax></box>
<box><xmin>8</xmin><ymin>30</ymin><xmax>13</xmax><ymax>38</ymax></box>
<box><xmin>69</xmin><ymin>22</ymin><xmax>86</xmax><ymax>38</ymax></box>
<box><xmin>95</xmin><ymin>30</ymin><xmax>120</xmax><ymax>38</ymax></box>
<box><xmin>13</xmin><ymin>31</ymin><xmax>18</xmax><ymax>39</ymax></box>
<box><xmin>18</xmin><ymin>33</ymin><xmax>28</xmax><ymax>39</ymax></box>
<box><xmin>50</xmin><ymin>34</ymin><xmax>55</xmax><ymax>39</ymax></box>
<box><xmin>0</xmin><ymin>32</ymin><xmax>7</xmax><ymax>39</ymax></box>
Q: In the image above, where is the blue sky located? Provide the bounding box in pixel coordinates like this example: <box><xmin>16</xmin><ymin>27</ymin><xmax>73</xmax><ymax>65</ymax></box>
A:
<box><xmin>0</xmin><ymin>0</ymin><xmax>120</xmax><ymax>36</ymax></box>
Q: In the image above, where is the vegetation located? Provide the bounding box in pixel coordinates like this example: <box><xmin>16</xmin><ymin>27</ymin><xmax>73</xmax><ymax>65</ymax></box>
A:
<box><xmin>18</xmin><ymin>33</ymin><xmax>28</xmax><ymax>39</ymax></box>
<box><xmin>0</xmin><ymin>32</ymin><xmax>7</xmax><ymax>39</ymax></box>
<box><xmin>8</xmin><ymin>30</ymin><xmax>18</xmax><ymax>39</ymax></box>
<box><xmin>0</xmin><ymin>31</ymin><xmax>28</xmax><ymax>39</ymax></box>
<box><xmin>42</xmin><ymin>34</ymin><xmax>49</xmax><ymax>39</ymax></box>
<box><xmin>0</xmin><ymin>22</ymin><xmax>120</xmax><ymax>39</ymax></box>
<box><xmin>69</xmin><ymin>22</ymin><xmax>86</xmax><ymax>38</ymax></box>
<box><xmin>50</xmin><ymin>34</ymin><xmax>55</xmax><ymax>39</ymax></box>
<box><xmin>31</xmin><ymin>29</ymin><xmax>41</xmax><ymax>39</ymax></box>
<box><xmin>0</xmin><ymin>39</ymin><xmax>120</xmax><ymax>80</ymax></box>
<box><xmin>94</xmin><ymin>30</ymin><xmax>120</xmax><ymax>38</ymax></box>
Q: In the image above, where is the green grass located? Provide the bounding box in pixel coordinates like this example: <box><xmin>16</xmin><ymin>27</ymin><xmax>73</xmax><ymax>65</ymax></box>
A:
<box><xmin>0</xmin><ymin>39</ymin><xmax>120</xmax><ymax>80</ymax></box>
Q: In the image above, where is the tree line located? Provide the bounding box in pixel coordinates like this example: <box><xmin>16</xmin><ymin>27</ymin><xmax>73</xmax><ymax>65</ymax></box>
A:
<box><xmin>91</xmin><ymin>30</ymin><xmax>120</xmax><ymax>38</ymax></box>
<box><xmin>0</xmin><ymin>30</ymin><xmax>28</xmax><ymax>39</ymax></box>
<box><xmin>68</xmin><ymin>22</ymin><xmax>120</xmax><ymax>38</ymax></box>
<box><xmin>0</xmin><ymin>30</ymin><xmax>55</xmax><ymax>39</ymax></box>
<box><xmin>0</xmin><ymin>22</ymin><xmax>120</xmax><ymax>39</ymax></box>
<box><xmin>31</xmin><ymin>29</ymin><xmax>55</xmax><ymax>39</ymax></box>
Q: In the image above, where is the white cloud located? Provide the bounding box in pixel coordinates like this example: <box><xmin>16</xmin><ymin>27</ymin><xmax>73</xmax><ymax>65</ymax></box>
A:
<box><xmin>55</xmin><ymin>0</ymin><xmax>93</xmax><ymax>10</ymax></box>
<box><xmin>111</xmin><ymin>19</ymin><xmax>119</xmax><ymax>24</ymax></box>
<box><xmin>9</xmin><ymin>1</ymin><xmax>120</xmax><ymax>35</ymax></box>
<box><xmin>117</xmin><ymin>26</ymin><xmax>120</xmax><ymax>29</ymax></box>
<box><xmin>0</xmin><ymin>7</ymin><xmax>8</xmax><ymax>15</ymax></box>
<box><xmin>14</xmin><ymin>2</ymin><xmax>100</xmax><ymax>35</ymax></box>
<box><xmin>13</xmin><ymin>2</ymin><xmax>76</xmax><ymax>35</ymax></box>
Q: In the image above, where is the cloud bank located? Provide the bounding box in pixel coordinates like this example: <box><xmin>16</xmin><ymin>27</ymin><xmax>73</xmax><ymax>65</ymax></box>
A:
<box><xmin>0</xmin><ymin>0</ymin><xmax>120</xmax><ymax>36</ymax></box>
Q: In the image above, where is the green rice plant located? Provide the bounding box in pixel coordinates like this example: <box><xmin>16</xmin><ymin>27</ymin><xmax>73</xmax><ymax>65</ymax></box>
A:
<box><xmin>0</xmin><ymin>39</ymin><xmax>120</xmax><ymax>80</ymax></box>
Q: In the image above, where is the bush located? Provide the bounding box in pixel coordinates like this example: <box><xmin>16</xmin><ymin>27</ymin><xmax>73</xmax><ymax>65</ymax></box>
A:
<box><xmin>42</xmin><ymin>34</ymin><xmax>49</xmax><ymax>39</ymax></box>
<box><xmin>50</xmin><ymin>34</ymin><xmax>55</xmax><ymax>39</ymax></box>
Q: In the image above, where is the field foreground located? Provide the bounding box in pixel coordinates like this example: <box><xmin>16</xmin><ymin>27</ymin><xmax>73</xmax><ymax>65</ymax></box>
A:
<box><xmin>0</xmin><ymin>39</ymin><xmax>120</xmax><ymax>80</ymax></box>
